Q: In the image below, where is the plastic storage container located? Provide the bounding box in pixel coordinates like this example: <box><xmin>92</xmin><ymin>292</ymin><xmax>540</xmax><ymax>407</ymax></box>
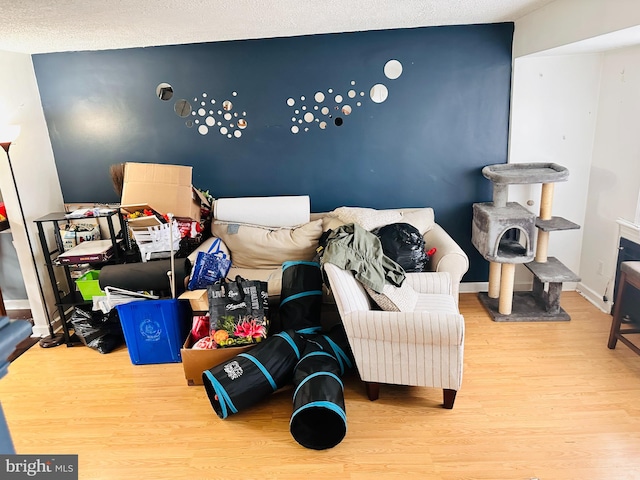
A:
<box><xmin>75</xmin><ymin>270</ymin><xmax>105</xmax><ymax>300</ymax></box>
<box><xmin>116</xmin><ymin>298</ymin><xmax>186</xmax><ymax>365</ymax></box>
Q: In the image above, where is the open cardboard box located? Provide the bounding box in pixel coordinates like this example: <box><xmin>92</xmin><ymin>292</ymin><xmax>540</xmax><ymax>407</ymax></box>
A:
<box><xmin>120</xmin><ymin>204</ymin><xmax>165</xmax><ymax>230</ymax></box>
<box><xmin>120</xmin><ymin>163</ymin><xmax>206</xmax><ymax>222</ymax></box>
<box><xmin>181</xmin><ymin>332</ymin><xmax>255</xmax><ymax>386</ymax></box>
<box><xmin>178</xmin><ymin>289</ymin><xmax>208</xmax><ymax>312</ymax></box>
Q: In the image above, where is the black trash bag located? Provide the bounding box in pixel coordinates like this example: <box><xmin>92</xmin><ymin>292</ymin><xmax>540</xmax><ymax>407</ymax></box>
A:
<box><xmin>279</xmin><ymin>261</ymin><xmax>323</xmax><ymax>332</ymax></box>
<box><xmin>290</xmin><ymin>340</ymin><xmax>347</xmax><ymax>450</ymax></box>
<box><xmin>202</xmin><ymin>329</ymin><xmax>306</xmax><ymax>419</ymax></box>
<box><xmin>371</xmin><ymin>222</ymin><xmax>429</xmax><ymax>272</ymax></box>
<box><xmin>69</xmin><ymin>307</ymin><xmax>124</xmax><ymax>354</ymax></box>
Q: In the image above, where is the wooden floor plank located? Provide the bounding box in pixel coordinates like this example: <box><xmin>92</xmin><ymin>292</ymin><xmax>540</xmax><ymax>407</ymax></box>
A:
<box><xmin>1</xmin><ymin>292</ymin><xmax>639</xmax><ymax>479</ymax></box>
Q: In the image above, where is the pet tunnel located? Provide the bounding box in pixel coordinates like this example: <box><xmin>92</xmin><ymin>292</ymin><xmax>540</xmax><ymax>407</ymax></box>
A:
<box><xmin>202</xmin><ymin>329</ymin><xmax>306</xmax><ymax>419</ymax></box>
<box><xmin>298</xmin><ymin>325</ymin><xmax>354</xmax><ymax>376</ymax></box>
<box><xmin>290</xmin><ymin>341</ymin><xmax>347</xmax><ymax>450</ymax></box>
<box><xmin>279</xmin><ymin>261</ymin><xmax>323</xmax><ymax>331</ymax></box>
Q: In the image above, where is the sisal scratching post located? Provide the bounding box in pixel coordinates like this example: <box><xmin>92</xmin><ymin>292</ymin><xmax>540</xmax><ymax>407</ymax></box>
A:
<box><xmin>488</xmin><ymin>262</ymin><xmax>502</xmax><ymax>298</ymax></box>
<box><xmin>535</xmin><ymin>183</ymin><xmax>554</xmax><ymax>262</ymax></box>
<box><xmin>498</xmin><ymin>263</ymin><xmax>516</xmax><ymax>315</ymax></box>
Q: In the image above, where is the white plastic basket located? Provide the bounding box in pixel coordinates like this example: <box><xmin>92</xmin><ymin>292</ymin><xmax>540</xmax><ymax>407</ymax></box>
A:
<box><xmin>131</xmin><ymin>221</ymin><xmax>181</xmax><ymax>262</ymax></box>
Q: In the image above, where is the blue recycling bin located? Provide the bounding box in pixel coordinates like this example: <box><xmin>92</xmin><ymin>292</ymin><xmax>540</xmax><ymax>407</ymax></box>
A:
<box><xmin>116</xmin><ymin>299</ymin><xmax>186</xmax><ymax>365</ymax></box>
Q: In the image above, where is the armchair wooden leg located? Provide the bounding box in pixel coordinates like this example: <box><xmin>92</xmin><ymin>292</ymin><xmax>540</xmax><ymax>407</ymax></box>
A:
<box><xmin>443</xmin><ymin>389</ymin><xmax>457</xmax><ymax>409</ymax></box>
<box><xmin>365</xmin><ymin>382</ymin><xmax>380</xmax><ymax>401</ymax></box>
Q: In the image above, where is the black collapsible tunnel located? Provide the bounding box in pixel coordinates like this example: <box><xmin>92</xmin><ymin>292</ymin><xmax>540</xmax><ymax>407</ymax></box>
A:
<box><xmin>279</xmin><ymin>261</ymin><xmax>323</xmax><ymax>332</ymax></box>
<box><xmin>290</xmin><ymin>341</ymin><xmax>347</xmax><ymax>450</ymax></box>
<box><xmin>202</xmin><ymin>329</ymin><xmax>306</xmax><ymax>419</ymax></box>
<box><xmin>288</xmin><ymin>326</ymin><xmax>354</xmax><ymax>449</ymax></box>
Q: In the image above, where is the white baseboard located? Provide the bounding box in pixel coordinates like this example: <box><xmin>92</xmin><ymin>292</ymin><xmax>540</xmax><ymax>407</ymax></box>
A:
<box><xmin>31</xmin><ymin>310</ymin><xmax>65</xmax><ymax>338</ymax></box>
<box><xmin>459</xmin><ymin>282</ymin><xmax>486</xmax><ymax>293</ymax></box>
<box><xmin>459</xmin><ymin>280</ymin><xmax>540</xmax><ymax>293</ymax></box>
<box><xmin>576</xmin><ymin>282</ymin><xmax>611</xmax><ymax>314</ymax></box>
<box><xmin>4</xmin><ymin>299</ymin><xmax>31</xmax><ymax>310</ymax></box>
<box><xmin>31</xmin><ymin>324</ymin><xmax>51</xmax><ymax>337</ymax></box>
<box><xmin>462</xmin><ymin>281</ymin><xmax>611</xmax><ymax>315</ymax></box>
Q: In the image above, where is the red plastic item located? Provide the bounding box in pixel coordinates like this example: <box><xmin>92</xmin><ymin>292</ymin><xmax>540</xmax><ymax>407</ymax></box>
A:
<box><xmin>191</xmin><ymin>314</ymin><xmax>210</xmax><ymax>341</ymax></box>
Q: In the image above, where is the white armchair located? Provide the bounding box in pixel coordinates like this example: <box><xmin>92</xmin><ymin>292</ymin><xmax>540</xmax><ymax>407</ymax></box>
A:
<box><xmin>323</xmin><ymin>263</ymin><xmax>465</xmax><ymax>409</ymax></box>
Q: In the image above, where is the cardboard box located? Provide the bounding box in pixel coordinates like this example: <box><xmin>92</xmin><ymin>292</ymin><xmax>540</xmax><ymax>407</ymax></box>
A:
<box><xmin>181</xmin><ymin>332</ymin><xmax>255</xmax><ymax>386</ymax></box>
<box><xmin>120</xmin><ymin>204</ymin><xmax>164</xmax><ymax>230</ymax></box>
<box><xmin>59</xmin><ymin>224</ymin><xmax>101</xmax><ymax>251</ymax></box>
<box><xmin>178</xmin><ymin>289</ymin><xmax>208</xmax><ymax>312</ymax></box>
<box><xmin>120</xmin><ymin>163</ymin><xmax>202</xmax><ymax>221</ymax></box>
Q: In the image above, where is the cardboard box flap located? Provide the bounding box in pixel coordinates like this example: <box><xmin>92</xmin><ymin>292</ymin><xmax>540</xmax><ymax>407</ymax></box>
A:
<box><xmin>178</xmin><ymin>290</ymin><xmax>207</xmax><ymax>300</ymax></box>
<box><xmin>178</xmin><ymin>289</ymin><xmax>208</xmax><ymax>312</ymax></box>
<box><xmin>193</xmin><ymin>188</ymin><xmax>212</xmax><ymax>209</ymax></box>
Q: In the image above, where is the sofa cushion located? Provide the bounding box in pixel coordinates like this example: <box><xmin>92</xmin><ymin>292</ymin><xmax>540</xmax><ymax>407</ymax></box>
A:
<box><xmin>225</xmin><ymin>266</ymin><xmax>283</xmax><ymax>297</ymax></box>
<box><xmin>321</xmin><ymin>207</ymin><xmax>435</xmax><ymax>234</ymax></box>
<box><xmin>400</xmin><ymin>208</ymin><xmax>435</xmax><ymax>235</ymax></box>
<box><xmin>331</xmin><ymin>207</ymin><xmax>403</xmax><ymax>231</ymax></box>
<box><xmin>211</xmin><ymin>219</ymin><xmax>323</xmax><ymax>269</ymax></box>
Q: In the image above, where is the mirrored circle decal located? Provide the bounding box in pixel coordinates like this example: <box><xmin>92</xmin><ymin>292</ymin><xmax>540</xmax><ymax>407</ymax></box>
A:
<box><xmin>370</xmin><ymin>84</ymin><xmax>389</xmax><ymax>103</ymax></box>
<box><xmin>156</xmin><ymin>83</ymin><xmax>173</xmax><ymax>101</ymax></box>
<box><xmin>384</xmin><ymin>59</ymin><xmax>403</xmax><ymax>80</ymax></box>
<box><xmin>174</xmin><ymin>99</ymin><xmax>192</xmax><ymax>117</ymax></box>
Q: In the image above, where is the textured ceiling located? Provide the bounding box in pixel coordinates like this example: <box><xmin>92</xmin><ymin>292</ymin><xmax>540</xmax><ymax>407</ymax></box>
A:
<box><xmin>0</xmin><ymin>0</ymin><xmax>556</xmax><ymax>54</ymax></box>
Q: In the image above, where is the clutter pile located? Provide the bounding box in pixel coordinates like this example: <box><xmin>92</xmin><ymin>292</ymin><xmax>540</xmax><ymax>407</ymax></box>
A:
<box><xmin>200</xmin><ymin>261</ymin><xmax>354</xmax><ymax>450</ymax></box>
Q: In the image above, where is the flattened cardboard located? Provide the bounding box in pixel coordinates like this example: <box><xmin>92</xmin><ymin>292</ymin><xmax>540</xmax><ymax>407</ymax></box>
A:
<box><xmin>181</xmin><ymin>332</ymin><xmax>255</xmax><ymax>386</ymax></box>
<box><xmin>121</xmin><ymin>163</ymin><xmax>202</xmax><ymax>221</ymax></box>
<box><xmin>58</xmin><ymin>239</ymin><xmax>116</xmax><ymax>264</ymax></box>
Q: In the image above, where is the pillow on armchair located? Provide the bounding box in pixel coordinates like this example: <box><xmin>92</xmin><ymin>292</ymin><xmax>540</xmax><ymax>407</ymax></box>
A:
<box><xmin>363</xmin><ymin>282</ymin><xmax>419</xmax><ymax>312</ymax></box>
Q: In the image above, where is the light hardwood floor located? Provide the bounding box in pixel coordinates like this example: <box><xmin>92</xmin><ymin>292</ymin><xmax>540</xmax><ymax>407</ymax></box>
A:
<box><xmin>1</xmin><ymin>292</ymin><xmax>639</xmax><ymax>480</ymax></box>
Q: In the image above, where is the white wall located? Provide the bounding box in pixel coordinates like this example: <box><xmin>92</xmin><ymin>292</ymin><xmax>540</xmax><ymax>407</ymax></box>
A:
<box><xmin>507</xmin><ymin>53</ymin><xmax>603</xmax><ymax>290</ymax></box>
<box><xmin>514</xmin><ymin>0</ymin><xmax>640</xmax><ymax>57</ymax></box>
<box><xmin>0</xmin><ymin>50</ymin><xmax>65</xmax><ymax>336</ymax></box>
<box><xmin>579</xmin><ymin>44</ymin><xmax>640</xmax><ymax>311</ymax></box>
<box><xmin>510</xmin><ymin>0</ymin><xmax>640</xmax><ymax>312</ymax></box>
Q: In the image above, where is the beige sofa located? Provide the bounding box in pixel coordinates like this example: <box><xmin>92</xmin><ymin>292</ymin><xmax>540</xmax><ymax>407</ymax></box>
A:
<box><xmin>188</xmin><ymin>207</ymin><xmax>469</xmax><ymax>305</ymax></box>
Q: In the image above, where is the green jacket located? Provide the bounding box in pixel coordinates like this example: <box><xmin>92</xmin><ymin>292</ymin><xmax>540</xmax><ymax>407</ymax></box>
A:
<box><xmin>319</xmin><ymin>223</ymin><xmax>405</xmax><ymax>293</ymax></box>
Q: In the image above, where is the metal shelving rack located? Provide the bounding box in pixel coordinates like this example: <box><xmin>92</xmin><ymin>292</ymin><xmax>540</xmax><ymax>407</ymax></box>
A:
<box><xmin>34</xmin><ymin>210</ymin><xmax>124</xmax><ymax>346</ymax></box>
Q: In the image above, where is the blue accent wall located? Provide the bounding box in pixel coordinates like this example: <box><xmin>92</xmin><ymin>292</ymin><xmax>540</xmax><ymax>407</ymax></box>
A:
<box><xmin>32</xmin><ymin>23</ymin><xmax>514</xmax><ymax>281</ymax></box>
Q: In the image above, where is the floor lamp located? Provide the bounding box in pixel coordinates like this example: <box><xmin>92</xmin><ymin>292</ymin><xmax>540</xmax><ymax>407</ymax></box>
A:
<box><xmin>0</xmin><ymin>125</ymin><xmax>63</xmax><ymax>348</ymax></box>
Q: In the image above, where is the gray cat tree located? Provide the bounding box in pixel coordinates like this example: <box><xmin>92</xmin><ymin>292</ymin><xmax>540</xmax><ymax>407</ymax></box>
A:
<box><xmin>472</xmin><ymin>163</ymin><xmax>580</xmax><ymax>321</ymax></box>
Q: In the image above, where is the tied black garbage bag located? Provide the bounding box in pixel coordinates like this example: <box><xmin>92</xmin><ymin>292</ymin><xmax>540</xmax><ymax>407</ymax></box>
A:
<box><xmin>202</xmin><ymin>329</ymin><xmax>306</xmax><ymax>419</ymax></box>
<box><xmin>69</xmin><ymin>307</ymin><xmax>124</xmax><ymax>354</ymax></box>
<box><xmin>372</xmin><ymin>222</ymin><xmax>429</xmax><ymax>272</ymax></box>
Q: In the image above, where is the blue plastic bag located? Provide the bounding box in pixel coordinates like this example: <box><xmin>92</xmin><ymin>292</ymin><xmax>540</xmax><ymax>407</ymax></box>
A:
<box><xmin>187</xmin><ymin>238</ymin><xmax>232</xmax><ymax>290</ymax></box>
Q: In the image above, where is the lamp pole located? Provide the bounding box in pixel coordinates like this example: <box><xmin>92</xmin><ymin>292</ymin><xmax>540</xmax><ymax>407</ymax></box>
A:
<box><xmin>1</xmin><ymin>136</ymin><xmax>63</xmax><ymax>348</ymax></box>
